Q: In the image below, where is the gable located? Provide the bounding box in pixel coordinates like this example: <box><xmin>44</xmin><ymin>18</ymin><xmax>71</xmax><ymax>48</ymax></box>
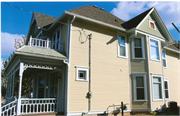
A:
<box><xmin>138</xmin><ymin>14</ymin><xmax>166</xmax><ymax>40</ymax></box>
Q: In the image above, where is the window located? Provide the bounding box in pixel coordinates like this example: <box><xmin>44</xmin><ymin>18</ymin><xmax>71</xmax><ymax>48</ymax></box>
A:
<box><xmin>152</xmin><ymin>75</ymin><xmax>163</xmax><ymax>100</ymax></box>
<box><xmin>149</xmin><ymin>20</ymin><xmax>156</xmax><ymax>30</ymax></box>
<box><xmin>162</xmin><ymin>51</ymin><xmax>167</xmax><ymax>68</ymax></box>
<box><xmin>132</xmin><ymin>37</ymin><xmax>144</xmax><ymax>59</ymax></box>
<box><xmin>164</xmin><ymin>79</ymin><xmax>170</xmax><ymax>99</ymax></box>
<box><xmin>150</xmin><ymin>39</ymin><xmax>160</xmax><ymax>61</ymax></box>
<box><xmin>118</xmin><ymin>35</ymin><xmax>127</xmax><ymax>58</ymax></box>
<box><xmin>133</xmin><ymin>74</ymin><xmax>147</xmax><ymax>101</ymax></box>
<box><xmin>52</xmin><ymin>29</ymin><xmax>61</xmax><ymax>49</ymax></box>
<box><xmin>76</xmin><ymin>66</ymin><xmax>89</xmax><ymax>81</ymax></box>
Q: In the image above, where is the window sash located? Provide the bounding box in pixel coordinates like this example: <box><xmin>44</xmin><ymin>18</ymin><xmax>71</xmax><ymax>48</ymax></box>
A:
<box><xmin>150</xmin><ymin>39</ymin><xmax>159</xmax><ymax>60</ymax></box>
<box><xmin>162</xmin><ymin>52</ymin><xmax>167</xmax><ymax>67</ymax></box>
<box><xmin>133</xmin><ymin>38</ymin><xmax>144</xmax><ymax>59</ymax></box>
<box><xmin>153</xmin><ymin>76</ymin><xmax>163</xmax><ymax>100</ymax></box>
<box><xmin>118</xmin><ymin>35</ymin><xmax>126</xmax><ymax>57</ymax></box>
<box><xmin>134</xmin><ymin>75</ymin><xmax>146</xmax><ymax>101</ymax></box>
<box><xmin>164</xmin><ymin>80</ymin><xmax>169</xmax><ymax>99</ymax></box>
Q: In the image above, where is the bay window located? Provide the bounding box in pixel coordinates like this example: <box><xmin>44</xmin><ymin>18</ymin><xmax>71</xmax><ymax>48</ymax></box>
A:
<box><xmin>132</xmin><ymin>37</ymin><xmax>145</xmax><ymax>59</ymax></box>
<box><xmin>133</xmin><ymin>74</ymin><xmax>147</xmax><ymax>101</ymax></box>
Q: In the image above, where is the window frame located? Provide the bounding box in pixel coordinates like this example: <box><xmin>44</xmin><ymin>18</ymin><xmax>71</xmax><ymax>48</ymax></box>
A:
<box><xmin>149</xmin><ymin>38</ymin><xmax>160</xmax><ymax>61</ymax></box>
<box><xmin>152</xmin><ymin>74</ymin><xmax>163</xmax><ymax>101</ymax></box>
<box><xmin>117</xmin><ymin>32</ymin><xmax>128</xmax><ymax>58</ymax></box>
<box><xmin>133</xmin><ymin>74</ymin><xmax>147</xmax><ymax>101</ymax></box>
<box><xmin>164</xmin><ymin>79</ymin><xmax>170</xmax><ymax>100</ymax></box>
<box><xmin>76</xmin><ymin>66</ymin><xmax>89</xmax><ymax>82</ymax></box>
<box><xmin>132</xmin><ymin>37</ymin><xmax>145</xmax><ymax>59</ymax></box>
<box><xmin>162</xmin><ymin>51</ymin><xmax>167</xmax><ymax>68</ymax></box>
<box><xmin>149</xmin><ymin>20</ymin><xmax>156</xmax><ymax>30</ymax></box>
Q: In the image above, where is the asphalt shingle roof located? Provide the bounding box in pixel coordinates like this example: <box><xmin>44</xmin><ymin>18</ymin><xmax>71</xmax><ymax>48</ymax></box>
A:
<box><xmin>68</xmin><ymin>5</ymin><xmax>126</xmax><ymax>29</ymax></box>
<box><xmin>34</xmin><ymin>12</ymin><xmax>58</xmax><ymax>29</ymax></box>
<box><xmin>122</xmin><ymin>7</ymin><xmax>153</xmax><ymax>30</ymax></box>
<box><xmin>16</xmin><ymin>46</ymin><xmax>67</xmax><ymax>59</ymax></box>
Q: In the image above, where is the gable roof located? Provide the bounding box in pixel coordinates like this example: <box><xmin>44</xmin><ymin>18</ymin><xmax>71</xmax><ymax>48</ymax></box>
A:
<box><xmin>122</xmin><ymin>7</ymin><xmax>153</xmax><ymax>30</ymax></box>
<box><xmin>67</xmin><ymin>5</ymin><xmax>126</xmax><ymax>29</ymax></box>
<box><xmin>33</xmin><ymin>11</ymin><xmax>58</xmax><ymax>29</ymax></box>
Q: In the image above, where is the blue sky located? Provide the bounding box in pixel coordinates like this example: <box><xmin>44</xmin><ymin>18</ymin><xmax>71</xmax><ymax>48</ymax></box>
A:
<box><xmin>1</xmin><ymin>1</ymin><xmax>180</xmax><ymax>69</ymax></box>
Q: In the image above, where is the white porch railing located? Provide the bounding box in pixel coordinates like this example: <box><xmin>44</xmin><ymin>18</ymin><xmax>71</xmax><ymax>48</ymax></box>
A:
<box><xmin>20</xmin><ymin>98</ymin><xmax>63</xmax><ymax>114</ymax></box>
<box><xmin>1</xmin><ymin>100</ymin><xmax>17</xmax><ymax>116</ymax></box>
<box><xmin>29</xmin><ymin>37</ymin><xmax>64</xmax><ymax>51</ymax></box>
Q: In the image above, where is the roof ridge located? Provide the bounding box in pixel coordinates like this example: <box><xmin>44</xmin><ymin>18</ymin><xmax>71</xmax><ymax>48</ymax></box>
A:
<box><xmin>33</xmin><ymin>11</ymin><xmax>58</xmax><ymax>18</ymax></box>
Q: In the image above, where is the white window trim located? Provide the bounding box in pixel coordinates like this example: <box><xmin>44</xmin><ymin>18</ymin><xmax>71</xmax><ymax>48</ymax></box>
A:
<box><xmin>117</xmin><ymin>32</ymin><xmax>128</xmax><ymax>58</ymax></box>
<box><xmin>162</xmin><ymin>51</ymin><xmax>167</xmax><ymax>68</ymax></box>
<box><xmin>149</xmin><ymin>19</ymin><xmax>156</xmax><ymax>30</ymax></box>
<box><xmin>133</xmin><ymin>74</ymin><xmax>147</xmax><ymax>101</ymax></box>
<box><xmin>164</xmin><ymin>79</ymin><xmax>170</xmax><ymax>100</ymax></box>
<box><xmin>149</xmin><ymin>37</ymin><xmax>161</xmax><ymax>62</ymax></box>
<box><xmin>132</xmin><ymin>36</ymin><xmax>145</xmax><ymax>59</ymax></box>
<box><xmin>76</xmin><ymin>66</ymin><xmax>89</xmax><ymax>82</ymax></box>
<box><xmin>152</xmin><ymin>74</ymin><xmax>163</xmax><ymax>101</ymax></box>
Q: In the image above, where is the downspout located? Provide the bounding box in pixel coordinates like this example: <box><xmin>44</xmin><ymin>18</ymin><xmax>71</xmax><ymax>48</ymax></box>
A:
<box><xmin>161</xmin><ymin>47</ymin><xmax>166</xmax><ymax>110</ymax></box>
<box><xmin>128</xmin><ymin>36</ymin><xmax>132</xmax><ymax>110</ymax></box>
<box><xmin>145</xmin><ymin>35</ymin><xmax>152</xmax><ymax>111</ymax></box>
<box><xmin>64</xmin><ymin>15</ymin><xmax>76</xmax><ymax>116</ymax></box>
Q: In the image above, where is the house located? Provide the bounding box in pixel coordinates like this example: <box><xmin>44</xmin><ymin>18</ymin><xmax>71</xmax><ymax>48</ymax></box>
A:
<box><xmin>2</xmin><ymin>4</ymin><xmax>180</xmax><ymax>116</ymax></box>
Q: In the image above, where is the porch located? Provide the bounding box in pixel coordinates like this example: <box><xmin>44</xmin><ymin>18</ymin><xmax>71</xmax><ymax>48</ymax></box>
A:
<box><xmin>2</xmin><ymin>45</ymin><xmax>67</xmax><ymax>116</ymax></box>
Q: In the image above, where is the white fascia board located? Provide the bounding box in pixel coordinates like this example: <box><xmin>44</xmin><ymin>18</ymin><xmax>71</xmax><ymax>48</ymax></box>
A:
<box><xmin>65</xmin><ymin>11</ymin><xmax>126</xmax><ymax>32</ymax></box>
<box><xmin>164</xmin><ymin>47</ymin><xmax>180</xmax><ymax>54</ymax></box>
<box><xmin>136</xmin><ymin>7</ymin><xmax>154</xmax><ymax>29</ymax></box>
<box><xmin>153</xmin><ymin>8</ymin><xmax>174</xmax><ymax>43</ymax></box>
<box><xmin>136</xmin><ymin>30</ymin><xmax>166</xmax><ymax>42</ymax></box>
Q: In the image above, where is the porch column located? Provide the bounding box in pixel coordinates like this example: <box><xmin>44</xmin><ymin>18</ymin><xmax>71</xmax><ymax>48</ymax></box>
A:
<box><xmin>17</xmin><ymin>62</ymin><xmax>24</xmax><ymax>115</ymax></box>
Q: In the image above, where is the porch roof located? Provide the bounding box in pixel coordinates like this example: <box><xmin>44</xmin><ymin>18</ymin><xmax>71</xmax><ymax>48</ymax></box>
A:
<box><xmin>15</xmin><ymin>45</ymin><xmax>67</xmax><ymax>60</ymax></box>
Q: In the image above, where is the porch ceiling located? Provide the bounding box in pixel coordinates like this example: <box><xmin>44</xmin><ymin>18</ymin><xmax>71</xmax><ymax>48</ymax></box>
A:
<box><xmin>15</xmin><ymin>45</ymin><xmax>67</xmax><ymax>60</ymax></box>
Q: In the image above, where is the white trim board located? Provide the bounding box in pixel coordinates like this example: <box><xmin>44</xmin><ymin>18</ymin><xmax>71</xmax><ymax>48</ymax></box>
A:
<box><xmin>136</xmin><ymin>7</ymin><xmax>154</xmax><ymax>29</ymax></box>
<box><xmin>136</xmin><ymin>30</ymin><xmax>166</xmax><ymax>42</ymax></box>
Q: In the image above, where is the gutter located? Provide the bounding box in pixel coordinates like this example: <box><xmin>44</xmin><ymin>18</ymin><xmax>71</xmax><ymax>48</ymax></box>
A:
<box><xmin>163</xmin><ymin>47</ymin><xmax>180</xmax><ymax>54</ymax></box>
<box><xmin>64</xmin><ymin>11</ymin><xmax>126</xmax><ymax>32</ymax></box>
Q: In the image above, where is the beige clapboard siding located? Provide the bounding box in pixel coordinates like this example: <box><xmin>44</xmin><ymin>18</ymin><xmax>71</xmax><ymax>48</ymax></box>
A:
<box><xmin>68</xmin><ymin>19</ymin><xmax>130</xmax><ymax>112</ymax></box>
<box><xmin>164</xmin><ymin>51</ymin><xmax>180</xmax><ymax>105</ymax></box>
